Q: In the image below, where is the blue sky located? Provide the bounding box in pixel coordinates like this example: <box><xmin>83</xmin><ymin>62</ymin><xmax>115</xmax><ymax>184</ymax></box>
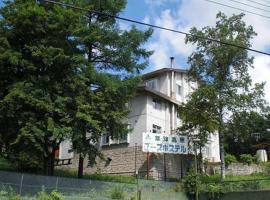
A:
<box><xmin>121</xmin><ymin>0</ymin><xmax>270</xmax><ymax>102</ymax></box>
<box><xmin>1</xmin><ymin>0</ymin><xmax>269</xmax><ymax>101</ymax></box>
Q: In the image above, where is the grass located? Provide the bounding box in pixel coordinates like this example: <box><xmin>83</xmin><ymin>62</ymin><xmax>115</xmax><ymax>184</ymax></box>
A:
<box><xmin>54</xmin><ymin>168</ymin><xmax>136</xmax><ymax>184</ymax></box>
<box><xmin>200</xmin><ymin>172</ymin><xmax>270</xmax><ymax>183</ymax></box>
<box><xmin>0</xmin><ymin>156</ymin><xmax>136</xmax><ymax>184</ymax></box>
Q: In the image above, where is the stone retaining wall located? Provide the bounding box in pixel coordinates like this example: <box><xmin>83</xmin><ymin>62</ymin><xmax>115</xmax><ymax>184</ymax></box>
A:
<box><xmin>208</xmin><ymin>163</ymin><xmax>266</xmax><ymax>175</ymax></box>
<box><xmin>58</xmin><ymin>145</ymin><xmax>193</xmax><ymax>180</ymax></box>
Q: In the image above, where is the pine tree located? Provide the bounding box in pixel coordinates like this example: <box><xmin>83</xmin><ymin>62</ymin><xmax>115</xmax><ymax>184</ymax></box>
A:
<box><xmin>0</xmin><ymin>0</ymin><xmax>152</xmax><ymax>176</ymax></box>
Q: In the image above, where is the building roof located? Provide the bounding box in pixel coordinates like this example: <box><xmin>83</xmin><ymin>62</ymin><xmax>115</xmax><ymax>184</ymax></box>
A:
<box><xmin>142</xmin><ymin>68</ymin><xmax>188</xmax><ymax>80</ymax></box>
<box><xmin>137</xmin><ymin>85</ymin><xmax>181</xmax><ymax>105</ymax></box>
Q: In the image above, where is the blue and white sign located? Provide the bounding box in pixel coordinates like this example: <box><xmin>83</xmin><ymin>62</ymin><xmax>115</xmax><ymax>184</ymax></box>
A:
<box><xmin>142</xmin><ymin>132</ymin><xmax>188</xmax><ymax>154</ymax></box>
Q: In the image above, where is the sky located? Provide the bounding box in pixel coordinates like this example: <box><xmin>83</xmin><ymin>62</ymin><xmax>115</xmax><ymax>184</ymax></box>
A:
<box><xmin>121</xmin><ymin>0</ymin><xmax>270</xmax><ymax>103</ymax></box>
<box><xmin>0</xmin><ymin>0</ymin><xmax>269</xmax><ymax>102</ymax></box>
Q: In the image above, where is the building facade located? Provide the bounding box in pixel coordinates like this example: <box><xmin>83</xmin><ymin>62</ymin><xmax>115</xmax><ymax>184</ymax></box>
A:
<box><xmin>58</xmin><ymin>67</ymin><xmax>220</xmax><ymax>180</ymax></box>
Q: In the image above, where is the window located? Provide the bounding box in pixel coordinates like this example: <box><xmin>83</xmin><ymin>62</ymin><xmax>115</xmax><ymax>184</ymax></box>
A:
<box><xmin>102</xmin><ymin>134</ymin><xmax>110</xmax><ymax>145</ymax></box>
<box><xmin>152</xmin><ymin>124</ymin><xmax>162</xmax><ymax>133</ymax></box>
<box><xmin>152</xmin><ymin>98</ymin><xmax>162</xmax><ymax>110</ymax></box>
<box><xmin>177</xmin><ymin>84</ymin><xmax>182</xmax><ymax>95</ymax></box>
<box><xmin>147</xmin><ymin>79</ymin><xmax>157</xmax><ymax>90</ymax></box>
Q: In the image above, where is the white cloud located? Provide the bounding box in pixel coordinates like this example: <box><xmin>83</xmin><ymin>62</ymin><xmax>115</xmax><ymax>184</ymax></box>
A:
<box><xmin>145</xmin><ymin>0</ymin><xmax>178</xmax><ymax>6</ymax></box>
<box><xmin>142</xmin><ymin>16</ymin><xmax>150</xmax><ymax>24</ymax></box>
<box><xmin>145</xmin><ymin>0</ymin><xmax>270</xmax><ymax>102</ymax></box>
<box><xmin>250</xmin><ymin>55</ymin><xmax>270</xmax><ymax>103</ymax></box>
<box><xmin>118</xmin><ymin>21</ymin><xmax>131</xmax><ymax>31</ymax></box>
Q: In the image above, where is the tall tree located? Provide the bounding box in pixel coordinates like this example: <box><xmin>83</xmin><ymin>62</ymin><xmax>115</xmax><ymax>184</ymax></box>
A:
<box><xmin>64</xmin><ymin>0</ymin><xmax>152</xmax><ymax>178</ymax></box>
<box><xmin>0</xmin><ymin>0</ymin><xmax>152</xmax><ymax>176</ymax></box>
<box><xmin>225</xmin><ymin>111</ymin><xmax>270</xmax><ymax>157</ymax></box>
<box><xmin>184</xmin><ymin>12</ymin><xmax>265</xmax><ymax>180</ymax></box>
<box><xmin>178</xmin><ymin>86</ymin><xmax>219</xmax><ymax>171</ymax></box>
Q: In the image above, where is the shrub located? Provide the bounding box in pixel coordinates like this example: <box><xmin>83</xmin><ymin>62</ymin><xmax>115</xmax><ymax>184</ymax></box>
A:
<box><xmin>110</xmin><ymin>187</ymin><xmax>125</xmax><ymax>199</ymax></box>
<box><xmin>172</xmin><ymin>182</ymin><xmax>183</xmax><ymax>192</ymax></box>
<box><xmin>37</xmin><ymin>191</ymin><xmax>64</xmax><ymax>200</ymax></box>
<box><xmin>239</xmin><ymin>181</ymin><xmax>262</xmax><ymax>191</ymax></box>
<box><xmin>50</xmin><ymin>191</ymin><xmax>64</xmax><ymax>200</ymax></box>
<box><xmin>206</xmin><ymin>183</ymin><xmax>225</xmax><ymax>200</ymax></box>
<box><xmin>0</xmin><ymin>186</ymin><xmax>21</xmax><ymax>200</ymax></box>
<box><xmin>225</xmin><ymin>154</ymin><xmax>237</xmax><ymax>166</ymax></box>
<box><xmin>182</xmin><ymin>169</ymin><xmax>201</xmax><ymax>194</ymax></box>
<box><xmin>240</xmin><ymin>154</ymin><xmax>254</xmax><ymax>165</ymax></box>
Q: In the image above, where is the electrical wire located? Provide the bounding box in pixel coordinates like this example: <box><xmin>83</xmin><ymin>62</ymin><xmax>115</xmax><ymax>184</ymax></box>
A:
<box><xmin>39</xmin><ymin>0</ymin><xmax>270</xmax><ymax>56</ymax></box>
<box><xmin>246</xmin><ymin>0</ymin><xmax>270</xmax><ymax>9</ymax></box>
<box><xmin>228</xmin><ymin>0</ymin><xmax>270</xmax><ymax>13</ymax></box>
<box><xmin>204</xmin><ymin>0</ymin><xmax>270</xmax><ymax>19</ymax></box>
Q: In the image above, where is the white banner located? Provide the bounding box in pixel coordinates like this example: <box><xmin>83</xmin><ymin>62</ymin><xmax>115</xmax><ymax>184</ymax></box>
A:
<box><xmin>142</xmin><ymin>132</ymin><xmax>188</xmax><ymax>154</ymax></box>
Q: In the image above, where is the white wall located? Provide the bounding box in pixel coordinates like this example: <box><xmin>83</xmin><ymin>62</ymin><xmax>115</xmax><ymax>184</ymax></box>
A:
<box><xmin>203</xmin><ymin>133</ymin><xmax>220</xmax><ymax>162</ymax></box>
<box><xmin>59</xmin><ymin>140</ymin><xmax>73</xmax><ymax>160</ymax></box>
<box><xmin>127</xmin><ymin>95</ymin><xmax>147</xmax><ymax>146</ymax></box>
<box><xmin>146</xmin><ymin>95</ymin><xmax>170</xmax><ymax>135</ymax></box>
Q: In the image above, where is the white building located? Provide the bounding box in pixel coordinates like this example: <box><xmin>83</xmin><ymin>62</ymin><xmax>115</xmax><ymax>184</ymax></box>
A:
<box><xmin>58</xmin><ymin>66</ymin><xmax>220</xmax><ymax>179</ymax></box>
<box><xmin>101</xmin><ymin>67</ymin><xmax>220</xmax><ymax>163</ymax></box>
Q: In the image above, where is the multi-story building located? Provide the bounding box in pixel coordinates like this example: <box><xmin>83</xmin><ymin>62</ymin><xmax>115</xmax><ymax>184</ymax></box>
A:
<box><xmin>58</xmin><ymin>66</ymin><xmax>220</xmax><ymax>180</ymax></box>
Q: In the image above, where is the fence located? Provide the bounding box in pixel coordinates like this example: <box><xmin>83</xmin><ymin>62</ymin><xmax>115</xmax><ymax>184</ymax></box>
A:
<box><xmin>2</xmin><ymin>170</ymin><xmax>270</xmax><ymax>200</ymax></box>
<box><xmin>0</xmin><ymin>170</ymin><xmax>187</xmax><ymax>200</ymax></box>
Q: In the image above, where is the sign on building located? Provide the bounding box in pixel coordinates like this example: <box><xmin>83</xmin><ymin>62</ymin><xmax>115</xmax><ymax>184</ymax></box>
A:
<box><xmin>142</xmin><ymin>132</ymin><xmax>188</xmax><ymax>154</ymax></box>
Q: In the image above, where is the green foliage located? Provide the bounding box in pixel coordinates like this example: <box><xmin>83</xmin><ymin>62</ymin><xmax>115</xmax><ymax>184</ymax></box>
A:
<box><xmin>182</xmin><ymin>169</ymin><xmax>201</xmax><ymax>194</ymax></box>
<box><xmin>183</xmin><ymin>11</ymin><xmax>266</xmax><ymax>180</ymax></box>
<box><xmin>225</xmin><ymin>154</ymin><xmax>238</xmax><ymax>166</ymax></box>
<box><xmin>110</xmin><ymin>187</ymin><xmax>125</xmax><ymax>199</ymax></box>
<box><xmin>0</xmin><ymin>157</ymin><xmax>14</xmax><ymax>171</ymax></box>
<box><xmin>0</xmin><ymin>0</ymin><xmax>152</xmax><ymax>175</ymax></box>
<box><xmin>172</xmin><ymin>182</ymin><xmax>183</xmax><ymax>192</ymax></box>
<box><xmin>54</xmin><ymin>169</ymin><xmax>136</xmax><ymax>184</ymax></box>
<box><xmin>225</xmin><ymin>112</ymin><xmax>270</xmax><ymax>157</ymax></box>
<box><xmin>0</xmin><ymin>186</ymin><xmax>21</xmax><ymax>200</ymax></box>
<box><xmin>37</xmin><ymin>191</ymin><xmax>63</xmax><ymax>200</ymax></box>
<box><xmin>240</xmin><ymin>154</ymin><xmax>254</xmax><ymax>165</ymax></box>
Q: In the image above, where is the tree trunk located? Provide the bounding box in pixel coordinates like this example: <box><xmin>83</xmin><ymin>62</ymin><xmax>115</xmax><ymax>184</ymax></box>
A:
<box><xmin>218</xmin><ymin>109</ymin><xmax>226</xmax><ymax>181</ymax></box>
<box><xmin>43</xmin><ymin>152</ymin><xmax>55</xmax><ymax>176</ymax></box>
<box><xmin>78</xmin><ymin>154</ymin><xmax>84</xmax><ymax>179</ymax></box>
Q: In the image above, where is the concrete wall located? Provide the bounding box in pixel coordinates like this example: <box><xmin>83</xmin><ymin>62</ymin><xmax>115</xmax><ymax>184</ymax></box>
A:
<box><xmin>127</xmin><ymin>95</ymin><xmax>147</xmax><ymax>146</ymax></box>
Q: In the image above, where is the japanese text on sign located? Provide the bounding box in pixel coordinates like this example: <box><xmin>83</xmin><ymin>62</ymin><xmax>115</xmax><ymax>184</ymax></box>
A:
<box><xmin>142</xmin><ymin>132</ymin><xmax>188</xmax><ymax>154</ymax></box>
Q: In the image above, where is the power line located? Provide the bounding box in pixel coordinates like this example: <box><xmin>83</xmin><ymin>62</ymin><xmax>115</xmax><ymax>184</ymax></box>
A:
<box><xmin>228</xmin><ymin>0</ymin><xmax>270</xmax><ymax>13</ymax></box>
<box><xmin>204</xmin><ymin>0</ymin><xmax>270</xmax><ymax>19</ymax></box>
<box><xmin>39</xmin><ymin>0</ymin><xmax>270</xmax><ymax>56</ymax></box>
<box><xmin>246</xmin><ymin>0</ymin><xmax>270</xmax><ymax>8</ymax></box>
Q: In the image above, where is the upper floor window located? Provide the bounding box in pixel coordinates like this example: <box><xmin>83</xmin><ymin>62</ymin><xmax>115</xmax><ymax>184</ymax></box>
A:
<box><xmin>177</xmin><ymin>84</ymin><xmax>182</xmax><ymax>95</ymax></box>
<box><xmin>147</xmin><ymin>79</ymin><xmax>157</xmax><ymax>90</ymax></box>
<box><xmin>152</xmin><ymin>98</ymin><xmax>161</xmax><ymax>110</ymax></box>
<box><xmin>152</xmin><ymin>124</ymin><xmax>162</xmax><ymax>134</ymax></box>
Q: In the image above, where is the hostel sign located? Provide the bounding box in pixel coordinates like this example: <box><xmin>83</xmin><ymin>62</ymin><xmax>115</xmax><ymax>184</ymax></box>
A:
<box><xmin>142</xmin><ymin>132</ymin><xmax>188</xmax><ymax>154</ymax></box>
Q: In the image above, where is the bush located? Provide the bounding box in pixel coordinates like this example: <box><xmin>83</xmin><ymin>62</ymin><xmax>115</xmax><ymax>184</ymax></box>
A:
<box><xmin>182</xmin><ymin>169</ymin><xmax>201</xmax><ymax>194</ymax></box>
<box><xmin>0</xmin><ymin>186</ymin><xmax>22</xmax><ymax>200</ymax></box>
<box><xmin>50</xmin><ymin>191</ymin><xmax>64</xmax><ymax>200</ymax></box>
<box><xmin>172</xmin><ymin>182</ymin><xmax>183</xmax><ymax>192</ymax></box>
<box><xmin>37</xmin><ymin>191</ymin><xmax>64</xmax><ymax>200</ymax></box>
<box><xmin>225</xmin><ymin>154</ymin><xmax>237</xmax><ymax>166</ymax></box>
<box><xmin>110</xmin><ymin>187</ymin><xmax>125</xmax><ymax>199</ymax></box>
<box><xmin>206</xmin><ymin>183</ymin><xmax>224</xmax><ymax>199</ymax></box>
<box><xmin>240</xmin><ymin>154</ymin><xmax>254</xmax><ymax>165</ymax></box>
